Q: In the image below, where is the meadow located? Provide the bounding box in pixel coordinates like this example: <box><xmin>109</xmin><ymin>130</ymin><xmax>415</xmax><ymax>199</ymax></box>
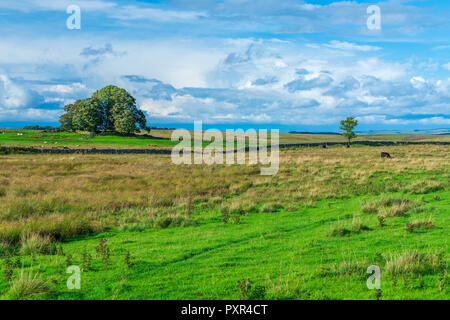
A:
<box><xmin>0</xmin><ymin>142</ymin><xmax>448</xmax><ymax>300</ymax></box>
<box><xmin>1</xmin><ymin>129</ymin><xmax>449</xmax><ymax>150</ymax></box>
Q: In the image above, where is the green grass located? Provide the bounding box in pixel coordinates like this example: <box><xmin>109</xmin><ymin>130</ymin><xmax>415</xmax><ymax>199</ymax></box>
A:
<box><xmin>0</xmin><ymin>144</ymin><xmax>448</xmax><ymax>300</ymax></box>
<box><xmin>0</xmin><ymin>191</ymin><xmax>447</xmax><ymax>300</ymax></box>
<box><xmin>2</xmin><ymin>129</ymin><xmax>449</xmax><ymax>149</ymax></box>
<box><xmin>0</xmin><ymin>130</ymin><xmax>177</xmax><ymax>149</ymax></box>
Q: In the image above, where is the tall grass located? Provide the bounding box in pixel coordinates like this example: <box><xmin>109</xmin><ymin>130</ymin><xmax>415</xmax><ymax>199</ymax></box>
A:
<box><xmin>0</xmin><ymin>145</ymin><xmax>447</xmax><ymax>242</ymax></box>
<box><xmin>3</xmin><ymin>269</ymin><xmax>51</xmax><ymax>300</ymax></box>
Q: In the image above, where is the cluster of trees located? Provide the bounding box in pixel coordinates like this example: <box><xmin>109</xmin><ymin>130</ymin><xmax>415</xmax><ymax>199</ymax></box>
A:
<box><xmin>23</xmin><ymin>125</ymin><xmax>59</xmax><ymax>131</ymax></box>
<box><xmin>59</xmin><ymin>85</ymin><xmax>148</xmax><ymax>134</ymax></box>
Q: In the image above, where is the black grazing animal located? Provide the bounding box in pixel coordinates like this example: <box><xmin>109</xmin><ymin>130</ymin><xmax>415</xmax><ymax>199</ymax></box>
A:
<box><xmin>381</xmin><ymin>152</ymin><xmax>392</xmax><ymax>159</ymax></box>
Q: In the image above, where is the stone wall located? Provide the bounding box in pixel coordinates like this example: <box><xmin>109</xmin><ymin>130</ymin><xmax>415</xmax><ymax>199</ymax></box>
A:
<box><xmin>0</xmin><ymin>140</ymin><xmax>448</xmax><ymax>155</ymax></box>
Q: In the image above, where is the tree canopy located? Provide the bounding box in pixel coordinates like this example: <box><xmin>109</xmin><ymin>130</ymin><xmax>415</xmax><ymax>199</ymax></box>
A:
<box><xmin>59</xmin><ymin>85</ymin><xmax>148</xmax><ymax>134</ymax></box>
<box><xmin>339</xmin><ymin>117</ymin><xmax>358</xmax><ymax>145</ymax></box>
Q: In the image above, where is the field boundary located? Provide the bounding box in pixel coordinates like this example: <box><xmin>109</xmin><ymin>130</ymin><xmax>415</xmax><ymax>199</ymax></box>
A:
<box><xmin>0</xmin><ymin>140</ymin><xmax>449</xmax><ymax>154</ymax></box>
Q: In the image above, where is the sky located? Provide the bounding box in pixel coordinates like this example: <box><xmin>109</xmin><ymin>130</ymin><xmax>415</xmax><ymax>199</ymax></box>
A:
<box><xmin>0</xmin><ymin>0</ymin><xmax>450</xmax><ymax>131</ymax></box>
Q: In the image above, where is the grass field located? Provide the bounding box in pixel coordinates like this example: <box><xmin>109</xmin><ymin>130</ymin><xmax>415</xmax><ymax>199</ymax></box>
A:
<box><xmin>0</xmin><ymin>130</ymin><xmax>178</xmax><ymax>149</ymax></box>
<box><xmin>1</xmin><ymin>129</ymin><xmax>449</xmax><ymax>150</ymax></box>
<box><xmin>0</xmin><ymin>143</ymin><xmax>448</xmax><ymax>300</ymax></box>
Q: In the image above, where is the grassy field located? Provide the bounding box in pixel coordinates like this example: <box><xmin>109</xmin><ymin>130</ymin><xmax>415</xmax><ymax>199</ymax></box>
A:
<box><xmin>1</xmin><ymin>129</ymin><xmax>449</xmax><ymax>150</ymax></box>
<box><xmin>0</xmin><ymin>144</ymin><xmax>448</xmax><ymax>300</ymax></box>
<box><xmin>0</xmin><ymin>130</ymin><xmax>178</xmax><ymax>149</ymax></box>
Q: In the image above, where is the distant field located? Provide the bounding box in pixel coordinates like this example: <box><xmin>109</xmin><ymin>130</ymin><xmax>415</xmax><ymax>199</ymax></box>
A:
<box><xmin>0</xmin><ymin>130</ymin><xmax>177</xmax><ymax>149</ymax></box>
<box><xmin>0</xmin><ymin>144</ymin><xmax>448</xmax><ymax>299</ymax></box>
<box><xmin>1</xmin><ymin>129</ymin><xmax>449</xmax><ymax>149</ymax></box>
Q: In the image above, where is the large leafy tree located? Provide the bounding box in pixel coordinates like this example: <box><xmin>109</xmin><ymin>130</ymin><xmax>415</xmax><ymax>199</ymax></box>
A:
<box><xmin>339</xmin><ymin>117</ymin><xmax>358</xmax><ymax>146</ymax></box>
<box><xmin>59</xmin><ymin>85</ymin><xmax>148</xmax><ymax>134</ymax></box>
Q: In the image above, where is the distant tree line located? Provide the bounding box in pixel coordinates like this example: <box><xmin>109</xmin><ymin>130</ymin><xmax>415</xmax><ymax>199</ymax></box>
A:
<box><xmin>59</xmin><ymin>85</ymin><xmax>149</xmax><ymax>135</ymax></box>
<box><xmin>23</xmin><ymin>125</ymin><xmax>60</xmax><ymax>131</ymax></box>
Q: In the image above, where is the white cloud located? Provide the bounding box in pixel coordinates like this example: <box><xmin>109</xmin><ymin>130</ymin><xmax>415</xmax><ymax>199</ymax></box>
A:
<box><xmin>0</xmin><ymin>36</ymin><xmax>448</xmax><ymax>128</ymax></box>
<box><xmin>110</xmin><ymin>5</ymin><xmax>208</xmax><ymax>22</ymax></box>
<box><xmin>0</xmin><ymin>75</ymin><xmax>30</xmax><ymax>108</ymax></box>
<box><xmin>323</xmin><ymin>41</ymin><xmax>381</xmax><ymax>52</ymax></box>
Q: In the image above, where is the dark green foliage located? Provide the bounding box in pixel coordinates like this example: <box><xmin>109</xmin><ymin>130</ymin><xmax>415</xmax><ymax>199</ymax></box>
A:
<box><xmin>82</xmin><ymin>248</ymin><xmax>92</xmax><ymax>271</ymax></box>
<box><xmin>3</xmin><ymin>257</ymin><xmax>14</xmax><ymax>282</ymax></box>
<box><xmin>97</xmin><ymin>239</ymin><xmax>110</xmax><ymax>267</ymax></box>
<box><xmin>375</xmin><ymin>289</ymin><xmax>382</xmax><ymax>300</ymax></box>
<box><xmin>125</xmin><ymin>251</ymin><xmax>134</xmax><ymax>269</ymax></box>
<box><xmin>59</xmin><ymin>85</ymin><xmax>148</xmax><ymax>134</ymax></box>
<box><xmin>221</xmin><ymin>207</ymin><xmax>230</xmax><ymax>224</ymax></box>
<box><xmin>248</xmin><ymin>285</ymin><xmax>266</xmax><ymax>300</ymax></box>
<box><xmin>65</xmin><ymin>254</ymin><xmax>73</xmax><ymax>267</ymax></box>
<box><xmin>237</xmin><ymin>278</ymin><xmax>251</xmax><ymax>300</ymax></box>
<box><xmin>339</xmin><ymin>117</ymin><xmax>358</xmax><ymax>145</ymax></box>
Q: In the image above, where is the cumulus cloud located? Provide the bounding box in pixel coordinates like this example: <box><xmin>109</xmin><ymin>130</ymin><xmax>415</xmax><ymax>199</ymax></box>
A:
<box><xmin>0</xmin><ymin>74</ymin><xmax>30</xmax><ymax>108</ymax></box>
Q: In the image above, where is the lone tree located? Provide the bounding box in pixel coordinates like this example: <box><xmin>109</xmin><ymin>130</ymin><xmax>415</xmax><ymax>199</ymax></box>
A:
<box><xmin>59</xmin><ymin>85</ymin><xmax>148</xmax><ymax>135</ymax></box>
<box><xmin>339</xmin><ymin>117</ymin><xmax>358</xmax><ymax>146</ymax></box>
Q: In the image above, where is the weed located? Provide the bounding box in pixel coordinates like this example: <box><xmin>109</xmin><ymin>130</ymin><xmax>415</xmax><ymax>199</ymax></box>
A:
<box><xmin>377</xmin><ymin>215</ymin><xmax>386</xmax><ymax>228</ymax></box>
<box><xmin>65</xmin><ymin>254</ymin><xmax>73</xmax><ymax>267</ymax></box>
<box><xmin>221</xmin><ymin>207</ymin><xmax>230</xmax><ymax>224</ymax></box>
<box><xmin>237</xmin><ymin>278</ymin><xmax>251</xmax><ymax>300</ymax></box>
<box><xmin>438</xmin><ymin>270</ymin><xmax>448</xmax><ymax>292</ymax></box>
<box><xmin>374</xmin><ymin>289</ymin><xmax>382</xmax><ymax>300</ymax></box>
<box><xmin>125</xmin><ymin>251</ymin><xmax>134</xmax><ymax>269</ymax></box>
<box><xmin>3</xmin><ymin>257</ymin><xmax>14</xmax><ymax>282</ymax></box>
<box><xmin>186</xmin><ymin>197</ymin><xmax>192</xmax><ymax>219</ymax></box>
<box><xmin>57</xmin><ymin>244</ymin><xmax>64</xmax><ymax>256</ymax></box>
<box><xmin>97</xmin><ymin>239</ymin><xmax>108</xmax><ymax>258</ymax></box>
<box><xmin>81</xmin><ymin>248</ymin><xmax>92</xmax><ymax>271</ymax></box>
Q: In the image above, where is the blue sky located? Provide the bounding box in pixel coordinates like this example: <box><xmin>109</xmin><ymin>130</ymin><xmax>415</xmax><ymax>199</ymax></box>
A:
<box><xmin>0</xmin><ymin>0</ymin><xmax>449</xmax><ymax>131</ymax></box>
